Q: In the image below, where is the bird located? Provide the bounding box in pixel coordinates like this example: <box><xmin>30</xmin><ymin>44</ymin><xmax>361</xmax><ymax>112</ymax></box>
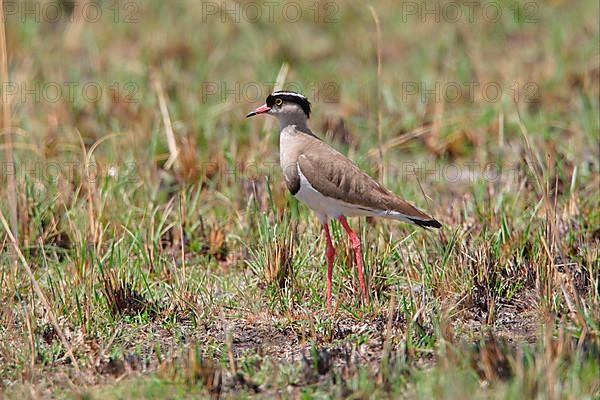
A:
<box><xmin>246</xmin><ymin>91</ymin><xmax>441</xmax><ymax>308</ymax></box>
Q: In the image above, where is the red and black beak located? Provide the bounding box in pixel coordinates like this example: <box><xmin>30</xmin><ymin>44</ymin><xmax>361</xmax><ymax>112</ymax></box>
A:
<box><xmin>246</xmin><ymin>104</ymin><xmax>271</xmax><ymax>118</ymax></box>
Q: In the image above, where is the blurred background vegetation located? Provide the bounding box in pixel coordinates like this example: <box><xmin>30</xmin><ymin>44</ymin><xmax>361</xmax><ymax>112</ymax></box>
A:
<box><xmin>0</xmin><ymin>0</ymin><xmax>598</xmax><ymax>398</ymax></box>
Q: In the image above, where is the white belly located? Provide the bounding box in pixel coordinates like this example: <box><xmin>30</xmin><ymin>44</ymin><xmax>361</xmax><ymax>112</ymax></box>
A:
<box><xmin>295</xmin><ymin>165</ymin><xmax>375</xmax><ymax>223</ymax></box>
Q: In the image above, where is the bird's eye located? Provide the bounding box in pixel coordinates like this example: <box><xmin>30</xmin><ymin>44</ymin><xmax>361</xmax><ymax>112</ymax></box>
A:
<box><xmin>275</xmin><ymin>98</ymin><xmax>283</xmax><ymax>106</ymax></box>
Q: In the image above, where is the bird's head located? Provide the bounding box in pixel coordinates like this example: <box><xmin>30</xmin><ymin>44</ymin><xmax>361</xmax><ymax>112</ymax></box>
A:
<box><xmin>246</xmin><ymin>91</ymin><xmax>311</xmax><ymax>120</ymax></box>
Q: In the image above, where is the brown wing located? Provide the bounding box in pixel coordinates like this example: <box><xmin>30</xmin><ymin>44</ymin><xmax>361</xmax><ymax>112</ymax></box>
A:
<box><xmin>297</xmin><ymin>140</ymin><xmax>441</xmax><ymax>227</ymax></box>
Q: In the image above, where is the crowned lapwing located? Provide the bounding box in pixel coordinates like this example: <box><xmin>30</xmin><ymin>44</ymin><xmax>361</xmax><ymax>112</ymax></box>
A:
<box><xmin>247</xmin><ymin>91</ymin><xmax>441</xmax><ymax>307</ymax></box>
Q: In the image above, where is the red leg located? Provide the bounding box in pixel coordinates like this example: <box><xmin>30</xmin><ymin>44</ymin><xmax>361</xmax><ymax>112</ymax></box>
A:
<box><xmin>338</xmin><ymin>216</ymin><xmax>369</xmax><ymax>306</ymax></box>
<box><xmin>323</xmin><ymin>223</ymin><xmax>335</xmax><ymax>308</ymax></box>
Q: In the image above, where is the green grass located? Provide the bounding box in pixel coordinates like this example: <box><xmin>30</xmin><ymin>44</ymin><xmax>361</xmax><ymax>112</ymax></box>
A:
<box><xmin>1</xmin><ymin>0</ymin><xmax>599</xmax><ymax>398</ymax></box>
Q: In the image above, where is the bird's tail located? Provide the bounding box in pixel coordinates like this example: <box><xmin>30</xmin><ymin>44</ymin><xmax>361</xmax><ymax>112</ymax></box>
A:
<box><xmin>384</xmin><ymin>198</ymin><xmax>442</xmax><ymax>229</ymax></box>
<box><xmin>406</xmin><ymin>215</ymin><xmax>442</xmax><ymax>229</ymax></box>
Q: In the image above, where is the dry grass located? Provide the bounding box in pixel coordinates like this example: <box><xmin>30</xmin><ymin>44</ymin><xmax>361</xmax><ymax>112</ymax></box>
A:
<box><xmin>0</xmin><ymin>0</ymin><xmax>598</xmax><ymax>398</ymax></box>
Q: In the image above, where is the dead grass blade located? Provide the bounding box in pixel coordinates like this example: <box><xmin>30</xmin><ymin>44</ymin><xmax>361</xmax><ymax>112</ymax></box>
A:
<box><xmin>153</xmin><ymin>74</ymin><xmax>179</xmax><ymax>171</ymax></box>
<box><xmin>368</xmin><ymin>5</ymin><xmax>384</xmax><ymax>181</ymax></box>
<box><xmin>0</xmin><ymin>209</ymin><xmax>81</xmax><ymax>375</ymax></box>
<box><xmin>0</xmin><ymin>0</ymin><xmax>18</xmax><ymax>249</ymax></box>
